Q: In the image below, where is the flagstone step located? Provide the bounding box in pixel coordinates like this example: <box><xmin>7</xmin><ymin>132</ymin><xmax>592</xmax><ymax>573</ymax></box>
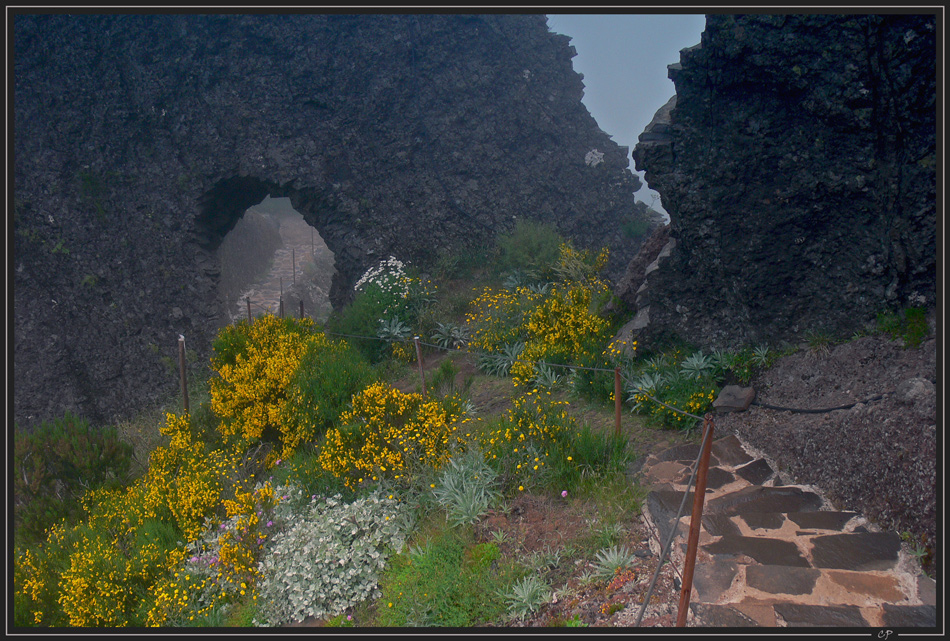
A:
<box><xmin>638</xmin><ymin>433</ymin><xmax>936</xmax><ymax>628</ymax></box>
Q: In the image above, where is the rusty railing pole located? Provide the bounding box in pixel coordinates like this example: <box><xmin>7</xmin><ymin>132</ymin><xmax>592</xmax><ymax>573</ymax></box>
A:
<box><xmin>413</xmin><ymin>336</ymin><xmax>427</xmax><ymax>400</ymax></box>
<box><xmin>614</xmin><ymin>367</ymin><xmax>622</xmax><ymax>438</ymax></box>
<box><xmin>676</xmin><ymin>413</ymin><xmax>715</xmax><ymax>627</ymax></box>
<box><xmin>178</xmin><ymin>334</ymin><xmax>190</xmax><ymax>415</ymax></box>
<box><xmin>246</xmin><ymin>297</ymin><xmax>252</xmax><ymax>324</ymax></box>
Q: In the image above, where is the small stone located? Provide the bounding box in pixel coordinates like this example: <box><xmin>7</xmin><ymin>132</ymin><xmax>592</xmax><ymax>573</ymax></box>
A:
<box><xmin>713</xmin><ymin>385</ymin><xmax>756</xmax><ymax>412</ymax></box>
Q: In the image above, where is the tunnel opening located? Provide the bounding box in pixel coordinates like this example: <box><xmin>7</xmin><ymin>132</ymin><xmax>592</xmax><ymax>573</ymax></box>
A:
<box><xmin>198</xmin><ymin>181</ymin><xmax>336</xmax><ymax>324</ymax></box>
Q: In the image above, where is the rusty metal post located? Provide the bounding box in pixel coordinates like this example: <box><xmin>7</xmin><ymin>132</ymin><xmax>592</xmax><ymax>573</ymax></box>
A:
<box><xmin>246</xmin><ymin>297</ymin><xmax>252</xmax><ymax>324</ymax></box>
<box><xmin>676</xmin><ymin>413</ymin><xmax>715</xmax><ymax>627</ymax></box>
<box><xmin>413</xmin><ymin>336</ymin><xmax>427</xmax><ymax>400</ymax></box>
<box><xmin>614</xmin><ymin>367</ymin><xmax>622</xmax><ymax>437</ymax></box>
<box><xmin>279</xmin><ymin>297</ymin><xmax>284</xmax><ymax>318</ymax></box>
<box><xmin>178</xmin><ymin>334</ymin><xmax>190</xmax><ymax>415</ymax></box>
<box><xmin>292</xmin><ymin>248</ymin><xmax>296</xmax><ymax>285</ymax></box>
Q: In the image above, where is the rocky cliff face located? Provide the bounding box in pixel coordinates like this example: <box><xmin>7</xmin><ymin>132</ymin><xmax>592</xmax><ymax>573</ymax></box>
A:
<box><xmin>631</xmin><ymin>14</ymin><xmax>937</xmax><ymax>349</ymax></box>
<box><xmin>13</xmin><ymin>14</ymin><xmax>651</xmax><ymax>429</ymax></box>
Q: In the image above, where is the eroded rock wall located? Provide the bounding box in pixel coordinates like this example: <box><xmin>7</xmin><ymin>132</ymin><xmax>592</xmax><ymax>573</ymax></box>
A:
<box><xmin>13</xmin><ymin>14</ymin><xmax>650</xmax><ymax>428</ymax></box>
<box><xmin>632</xmin><ymin>14</ymin><xmax>937</xmax><ymax>349</ymax></box>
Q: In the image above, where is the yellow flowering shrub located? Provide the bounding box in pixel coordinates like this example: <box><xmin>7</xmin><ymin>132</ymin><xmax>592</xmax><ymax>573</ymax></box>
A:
<box><xmin>475</xmin><ymin>390</ymin><xmax>576</xmax><ymax>491</ymax></box>
<box><xmin>465</xmin><ymin>285</ymin><xmax>543</xmax><ymax>353</ymax></box>
<box><xmin>210</xmin><ymin>315</ymin><xmax>315</xmax><ymax>459</ymax></box>
<box><xmin>466</xmin><ymin>243</ymin><xmax>613</xmax><ymax>387</ymax></box>
<box><xmin>318</xmin><ymin>382</ymin><xmax>468</xmax><ymax>487</ymax></box>
<box><xmin>145</xmin><ymin>412</ymin><xmax>242</xmax><ymax>541</ymax></box>
<box><xmin>13</xmin><ymin>545</ymin><xmax>53</xmax><ymax>626</ymax></box>
<box><xmin>552</xmin><ymin>242</ymin><xmax>609</xmax><ymax>285</ymax></box>
<box><xmin>510</xmin><ymin>281</ymin><xmax>612</xmax><ymax>387</ymax></box>
<box><xmin>145</xmin><ymin>561</ymin><xmax>220</xmax><ymax>627</ymax></box>
<box><xmin>629</xmin><ymin>384</ymin><xmax>718</xmax><ymax>430</ymax></box>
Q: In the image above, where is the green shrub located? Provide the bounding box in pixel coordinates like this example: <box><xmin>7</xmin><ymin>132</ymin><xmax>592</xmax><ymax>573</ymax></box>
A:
<box><xmin>494</xmin><ymin>219</ymin><xmax>563</xmax><ymax>279</ymax></box>
<box><xmin>546</xmin><ymin>425</ymin><xmax>632</xmax><ymax>493</ymax></box>
<box><xmin>281</xmin><ymin>336</ymin><xmax>376</xmax><ymax>442</ymax></box>
<box><xmin>376</xmin><ymin>526</ymin><xmax>512</xmax><ymax>627</ymax></box>
<box><xmin>327</xmin><ymin>256</ymin><xmax>435</xmax><ymax>363</ymax></box>
<box><xmin>624</xmin><ymin>351</ymin><xmax>718</xmax><ymax>431</ymax></box>
<box><xmin>255</xmin><ymin>490</ymin><xmax>410</xmax><ymax>626</ymax></box>
<box><xmin>877</xmin><ymin>307</ymin><xmax>929</xmax><ymax>348</ymax></box>
<box><xmin>503</xmin><ymin>573</ymin><xmax>551</xmax><ymax>621</ymax></box>
<box><xmin>431</xmin><ymin>450</ymin><xmax>501</xmax><ymax>527</ymax></box>
<box><xmin>13</xmin><ymin>412</ymin><xmax>134</xmax><ymax>547</ymax></box>
<box><xmin>591</xmin><ymin>545</ymin><xmax>637</xmax><ymax>580</ymax></box>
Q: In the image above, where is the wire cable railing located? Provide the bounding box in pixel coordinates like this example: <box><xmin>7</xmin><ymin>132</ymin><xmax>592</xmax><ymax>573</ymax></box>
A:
<box><xmin>227</xmin><ymin>298</ymin><xmax>891</xmax><ymax>626</ymax></box>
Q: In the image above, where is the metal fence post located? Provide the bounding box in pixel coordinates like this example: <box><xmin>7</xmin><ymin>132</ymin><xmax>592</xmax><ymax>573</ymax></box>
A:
<box><xmin>414</xmin><ymin>336</ymin><xmax>427</xmax><ymax>400</ymax></box>
<box><xmin>178</xmin><ymin>334</ymin><xmax>190</xmax><ymax>415</ymax></box>
<box><xmin>676</xmin><ymin>413</ymin><xmax>715</xmax><ymax>626</ymax></box>
<box><xmin>614</xmin><ymin>367</ymin><xmax>622</xmax><ymax>437</ymax></box>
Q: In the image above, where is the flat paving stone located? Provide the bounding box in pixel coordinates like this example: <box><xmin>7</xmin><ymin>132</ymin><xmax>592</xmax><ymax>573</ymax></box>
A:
<box><xmin>810</xmin><ymin>532</ymin><xmax>901</xmax><ymax>571</ymax></box>
<box><xmin>704</xmin><ymin>467</ymin><xmax>736</xmax><ymax>490</ymax></box>
<box><xmin>647</xmin><ymin>490</ymin><xmax>693</xmax><ymax>544</ymax></box>
<box><xmin>643</xmin><ymin>460</ymin><xmax>689</xmax><ymax>485</ymax></box>
<box><xmin>787</xmin><ymin>511</ymin><xmax>857</xmax><ymax>531</ymax></box>
<box><xmin>702</xmin><ymin>514</ymin><xmax>743</xmax><ymax>537</ymax></box>
<box><xmin>710</xmin><ymin>435</ymin><xmax>754</xmax><ymax>467</ymax></box>
<box><xmin>690</xmin><ymin>603</ymin><xmax>760</xmax><ymax>627</ymax></box>
<box><xmin>774</xmin><ymin>603</ymin><xmax>868</xmax><ymax>627</ymax></box>
<box><xmin>691</xmin><ymin>561</ymin><xmax>739</xmax><ymax>602</ymax></box>
<box><xmin>880</xmin><ymin>604</ymin><xmax>937</xmax><ymax>628</ymax></box>
<box><xmin>653</xmin><ymin>443</ymin><xmax>702</xmax><ymax>463</ymax></box>
<box><xmin>825</xmin><ymin>570</ymin><xmax>906</xmax><ymax>602</ymax></box>
<box><xmin>918</xmin><ymin>575</ymin><xmax>936</xmax><ymax>606</ymax></box>
<box><xmin>740</xmin><ymin>512</ymin><xmax>786</xmax><ymax>531</ymax></box>
<box><xmin>734</xmin><ymin>458</ymin><xmax>774</xmax><ymax>484</ymax></box>
<box><xmin>745</xmin><ymin>565</ymin><xmax>820</xmax><ymax>595</ymax></box>
<box><xmin>703</xmin><ymin>535</ymin><xmax>810</xmax><ymax>567</ymax></box>
<box><xmin>706</xmin><ymin>485</ymin><xmax>823</xmax><ymax>515</ymax></box>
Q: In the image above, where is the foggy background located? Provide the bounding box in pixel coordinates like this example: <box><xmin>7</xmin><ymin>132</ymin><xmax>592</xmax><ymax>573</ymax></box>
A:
<box><xmin>546</xmin><ymin>13</ymin><xmax>708</xmax><ymax>217</ymax></box>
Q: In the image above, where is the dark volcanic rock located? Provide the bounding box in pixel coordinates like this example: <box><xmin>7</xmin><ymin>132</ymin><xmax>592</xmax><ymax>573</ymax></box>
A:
<box><xmin>13</xmin><ymin>14</ymin><xmax>653</xmax><ymax>428</ymax></box>
<box><xmin>632</xmin><ymin>14</ymin><xmax>937</xmax><ymax>349</ymax></box>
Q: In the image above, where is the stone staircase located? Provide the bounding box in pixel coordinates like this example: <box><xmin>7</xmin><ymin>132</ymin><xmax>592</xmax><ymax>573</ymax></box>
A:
<box><xmin>639</xmin><ymin>434</ymin><xmax>937</xmax><ymax>628</ymax></box>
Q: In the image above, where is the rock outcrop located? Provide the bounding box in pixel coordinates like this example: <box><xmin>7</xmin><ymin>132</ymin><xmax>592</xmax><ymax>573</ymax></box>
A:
<box><xmin>632</xmin><ymin>14</ymin><xmax>937</xmax><ymax>349</ymax></box>
<box><xmin>13</xmin><ymin>14</ymin><xmax>653</xmax><ymax>428</ymax></box>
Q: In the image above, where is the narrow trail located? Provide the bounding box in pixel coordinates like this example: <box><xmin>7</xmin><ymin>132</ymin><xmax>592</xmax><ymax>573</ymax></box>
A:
<box><xmin>229</xmin><ymin>214</ymin><xmax>334</xmax><ymax>323</ymax></box>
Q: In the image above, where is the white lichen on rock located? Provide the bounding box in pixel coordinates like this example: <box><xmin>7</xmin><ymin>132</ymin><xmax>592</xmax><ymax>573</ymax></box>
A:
<box><xmin>585</xmin><ymin>149</ymin><xmax>604</xmax><ymax>167</ymax></box>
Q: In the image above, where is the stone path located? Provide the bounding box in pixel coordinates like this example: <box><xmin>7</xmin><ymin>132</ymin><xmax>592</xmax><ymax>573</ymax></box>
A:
<box><xmin>639</xmin><ymin>433</ymin><xmax>937</xmax><ymax>628</ymax></box>
<box><xmin>230</xmin><ymin>215</ymin><xmax>334</xmax><ymax>323</ymax></box>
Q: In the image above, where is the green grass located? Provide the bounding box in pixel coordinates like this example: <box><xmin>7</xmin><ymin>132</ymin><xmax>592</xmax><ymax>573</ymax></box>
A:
<box><xmin>877</xmin><ymin>307</ymin><xmax>930</xmax><ymax>348</ymax></box>
<box><xmin>375</xmin><ymin>521</ymin><xmax>517</xmax><ymax>627</ymax></box>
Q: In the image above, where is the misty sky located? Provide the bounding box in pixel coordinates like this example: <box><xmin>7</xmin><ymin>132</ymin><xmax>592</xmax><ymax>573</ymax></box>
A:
<box><xmin>546</xmin><ymin>13</ymin><xmax>707</xmax><ymax>212</ymax></box>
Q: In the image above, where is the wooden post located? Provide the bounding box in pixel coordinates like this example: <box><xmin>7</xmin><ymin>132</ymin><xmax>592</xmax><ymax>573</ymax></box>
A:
<box><xmin>676</xmin><ymin>414</ymin><xmax>715</xmax><ymax>627</ymax></box>
<box><xmin>246</xmin><ymin>297</ymin><xmax>252</xmax><ymax>324</ymax></box>
<box><xmin>292</xmin><ymin>248</ymin><xmax>296</xmax><ymax>285</ymax></box>
<box><xmin>414</xmin><ymin>336</ymin><xmax>427</xmax><ymax>400</ymax></box>
<box><xmin>614</xmin><ymin>367</ymin><xmax>622</xmax><ymax>438</ymax></box>
<box><xmin>299</xmin><ymin>300</ymin><xmax>304</xmax><ymax>319</ymax></box>
<box><xmin>279</xmin><ymin>297</ymin><xmax>284</xmax><ymax>318</ymax></box>
<box><xmin>178</xmin><ymin>335</ymin><xmax>190</xmax><ymax>415</ymax></box>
